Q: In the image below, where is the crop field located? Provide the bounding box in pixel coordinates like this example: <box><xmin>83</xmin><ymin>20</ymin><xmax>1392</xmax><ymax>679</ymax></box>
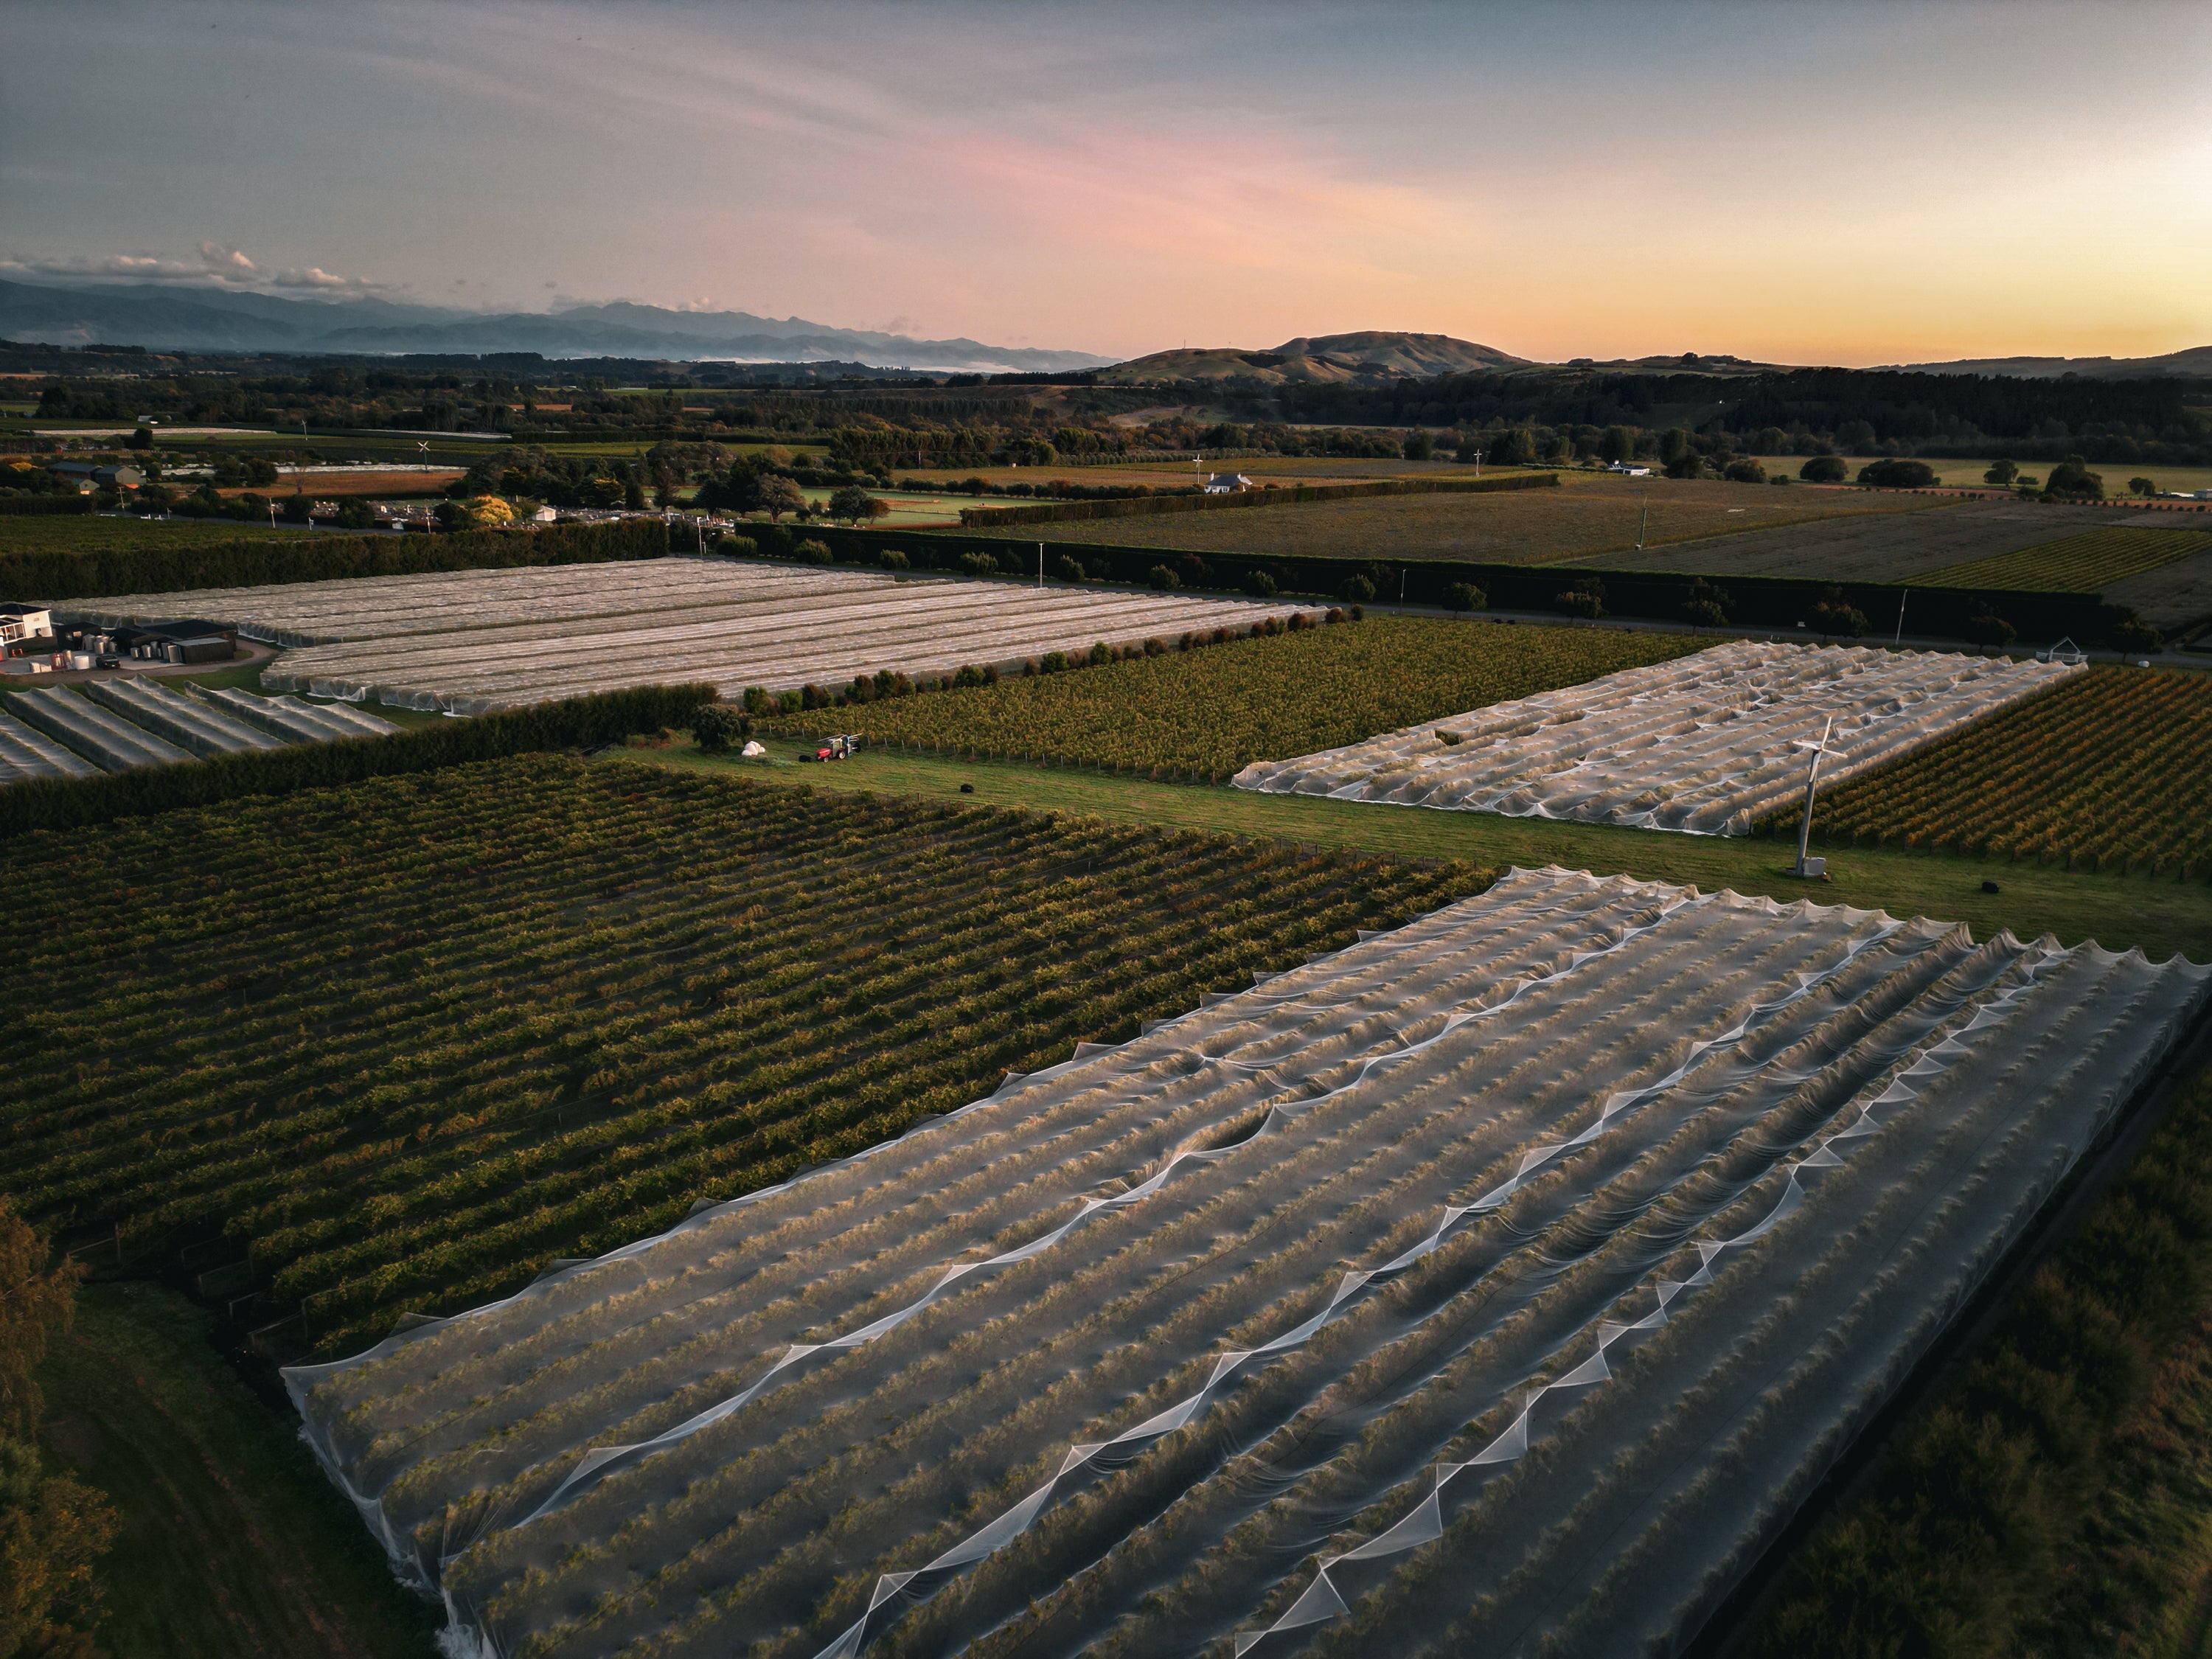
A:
<box><xmin>1922</xmin><ymin>526</ymin><xmax>2212</xmax><ymax>591</ymax></box>
<box><xmin>1237</xmin><ymin>641</ymin><xmax>2074</xmax><ymax>835</ymax></box>
<box><xmin>104</xmin><ymin>560</ymin><xmax>1315</xmax><ymax>712</ymax></box>
<box><xmin>288</xmin><ymin>866</ymin><xmax>2209</xmax><ymax>1659</ymax></box>
<box><xmin>1592</xmin><ymin>498</ymin><xmax>2122</xmax><ymax>582</ymax></box>
<box><xmin>764</xmin><ymin>615</ymin><xmax>1705</xmax><ymax>779</ymax></box>
<box><xmin>0</xmin><ymin>756</ymin><xmax>1482</xmax><ymax>1362</ymax></box>
<box><xmin>1782</xmin><ymin>664</ymin><xmax>2212</xmax><ymax>877</ymax></box>
<box><xmin>951</xmin><ymin>471</ymin><xmax>1942</xmax><ymax>566</ymax></box>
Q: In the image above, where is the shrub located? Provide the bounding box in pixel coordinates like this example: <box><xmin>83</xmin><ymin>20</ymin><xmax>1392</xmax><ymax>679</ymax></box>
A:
<box><xmin>1964</xmin><ymin>604</ymin><xmax>2017</xmax><ymax>649</ymax></box>
<box><xmin>796</xmin><ymin>539</ymin><xmax>834</xmax><ymax>565</ymax></box>
<box><xmin>1147</xmin><ymin>565</ymin><xmax>1180</xmax><ymax>591</ymax></box>
<box><xmin>2045</xmin><ymin>455</ymin><xmax>2106</xmax><ymax>500</ymax></box>
<box><xmin>1054</xmin><ymin>554</ymin><xmax>1087</xmax><ymax>583</ymax></box>
<box><xmin>1983</xmin><ymin>459</ymin><xmax>2020</xmax><ymax>487</ymax></box>
<box><xmin>692</xmin><ymin>703</ymin><xmax>754</xmax><ymax>753</ymax></box>
<box><xmin>1808</xmin><ymin>585</ymin><xmax>1869</xmax><ymax>637</ymax></box>
<box><xmin>1088</xmin><ymin>641</ymin><xmax>1113</xmax><ymax>666</ymax></box>
<box><xmin>1857</xmin><ymin>459</ymin><xmax>1940</xmax><ymax>489</ymax></box>
<box><xmin>1443</xmin><ymin>582</ymin><xmax>1487</xmax><ymax>613</ymax></box>
<box><xmin>2107</xmin><ymin>615</ymin><xmax>2163</xmax><ymax>654</ymax></box>
<box><xmin>1340</xmin><ymin>574</ymin><xmax>1377</xmax><ymax>604</ymax></box>
<box><xmin>717</xmin><ymin>533</ymin><xmax>759</xmax><ymax>559</ymax></box>
<box><xmin>1799</xmin><ymin>456</ymin><xmax>1848</xmax><ymax>484</ymax></box>
<box><xmin>959</xmin><ymin>552</ymin><xmax>1001</xmax><ymax>580</ymax></box>
<box><xmin>1555</xmin><ymin>588</ymin><xmax>1605</xmax><ymax>620</ymax></box>
<box><xmin>1723</xmin><ymin>458</ymin><xmax>1767</xmax><ymax>484</ymax></box>
<box><xmin>2129</xmin><ymin>476</ymin><xmax>2157</xmax><ymax>498</ymax></box>
<box><xmin>1039</xmin><ymin>650</ymin><xmax>1071</xmax><ymax>673</ymax></box>
<box><xmin>876</xmin><ymin>547</ymin><xmax>909</xmax><ymax>570</ymax></box>
<box><xmin>1242</xmin><ymin>570</ymin><xmax>1278</xmax><ymax>599</ymax></box>
<box><xmin>953</xmin><ymin>665</ymin><xmax>988</xmax><ymax>688</ymax></box>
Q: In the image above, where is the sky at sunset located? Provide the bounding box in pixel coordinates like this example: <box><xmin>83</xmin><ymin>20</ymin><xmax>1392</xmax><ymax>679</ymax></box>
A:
<box><xmin>3</xmin><ymin>0</ymin><xmax>2206</xmax><ymax>365</ymax></box>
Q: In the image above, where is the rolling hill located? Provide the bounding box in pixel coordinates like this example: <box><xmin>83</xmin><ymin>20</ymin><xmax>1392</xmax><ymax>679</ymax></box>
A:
<box><xmin>1095</xmin><ymin>330</ymin><xmax>1529</xmax><ymax>385</ymax></box>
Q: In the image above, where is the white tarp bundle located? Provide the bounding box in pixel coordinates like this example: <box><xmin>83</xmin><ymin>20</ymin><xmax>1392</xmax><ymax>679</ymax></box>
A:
<box><xmin>286</xmin><ymin>867</ymin><xmax>2205</xmax><ymax>1659</ymax></box>
<box><xmin>1231</xmin><ymin>640</ymin><xmax>2077</xmax><ymax>834</ymax></box>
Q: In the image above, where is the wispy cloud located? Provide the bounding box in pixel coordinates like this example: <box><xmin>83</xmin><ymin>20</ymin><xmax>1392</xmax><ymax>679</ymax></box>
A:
<box><xmin>0</xmin><ymin>244</ymin><xmax>393</xmax><ymax>294</ymax></box>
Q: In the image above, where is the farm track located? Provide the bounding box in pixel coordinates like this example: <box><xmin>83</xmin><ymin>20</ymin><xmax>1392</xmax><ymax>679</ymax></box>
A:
<box><xmin>288</xmin><ymin>867</ymin><xmax>2208</xmax><ymax>1659</ymax></box>
<box><xmin>0</xmin><ymin>757</ymin><xmax>1482</xmax><ymax>1358</ymax></box>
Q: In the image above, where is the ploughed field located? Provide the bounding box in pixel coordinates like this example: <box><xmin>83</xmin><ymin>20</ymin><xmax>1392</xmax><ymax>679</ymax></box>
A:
<box><xmin>1777</xmin><ymin>664</ymin><xmax>2212</xmax><ymax>879</ymax></box>
<box><xmin>949</xmin><ymin>473</ymin><xmax>1941</xmax><ymax>566</ymax></box>
<box><xmin>288</xmin><ymin>866</ymin><xmax>2208</xmax><ymax>1659</ymax></box>
<box><xmin>1235</xmin><ymin>641</ymin><xmax>2074</xmax><ymax>835</ymax></box>
<box><xmin>66</xmin><ymin>559</ymin><xmax>1318</xmax><ymax>714</ymax></box>
<box><xmin>0</xmin><ymin>757</ymin><xmax>1480</xmax><ymax>1360</ymax></box>
<box><xmin>762</xmin><ymin>615</ymin><xmax>1705</xmax><ymax>779</ymax></box>
<box><xmin>0</xmin><ymin>680</ymin><xmax>395</xmax><ymax>784</ymax></box>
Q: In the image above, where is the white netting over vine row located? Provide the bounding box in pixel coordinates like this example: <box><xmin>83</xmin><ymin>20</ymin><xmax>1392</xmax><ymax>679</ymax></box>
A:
<box><xmin>286</xmin><ymin>867</ymin><xmax>2206</xmax><ymax>1659</ymax></box>
<box><xmin>1231</xmin><ymin>639</ymin><xmax>2079</xmax><ymax>835</ymax></box>
<box><xmin>65</xmin><ymin>558</ymin><xmax>1318</xmax><ymax>713</ymax></box>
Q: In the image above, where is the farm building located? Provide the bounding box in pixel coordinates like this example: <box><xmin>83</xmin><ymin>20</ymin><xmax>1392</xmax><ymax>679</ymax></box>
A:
<box><xmin>0</xmin><ymin>605</ymin><xmax>55</xmax><ymax>647</ymax></box>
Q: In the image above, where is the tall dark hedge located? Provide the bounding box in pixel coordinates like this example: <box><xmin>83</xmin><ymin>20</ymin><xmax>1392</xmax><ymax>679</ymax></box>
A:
<box><xmin>0</xmin><ymin>495</ymin><xmax>97</xmax><ymax>517</ymax></box>
<box><xmin>0</xmin><ymin>517</ymin><xmax>669</xmax><ymax>601</ymax></box>
<box><xmin>0</xmin><ymin>681</ymin><xmax>714</xmax><ymax>838</ymax></box>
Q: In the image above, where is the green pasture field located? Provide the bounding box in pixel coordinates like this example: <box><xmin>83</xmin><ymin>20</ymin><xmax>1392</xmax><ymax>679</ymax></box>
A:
<box><xmin>1924</xmin><ymin>526</ymin><xmax>2212</xmax><ymax>591</ymax></box>
<box><xmin>948</xmin><ymin>469</ymin><xmax>1944</xmax><ymax>566</ymax></box>
<box><xmin>35</xmin><ymin>1284</ymin><xmax>438</xmax><ymax>1659</ymax></box>
<box><xmin>1828</xmin><ymin>454</ymin><xmax>2212</xmax><ymax>495</ymax></box>
<box><xmin>623</xmin><ymin>742</ymin><xmax>2212</xmax><ymax>963</ymax></box>
<box><xmin>761</xmin><ymin>614</ymin><xmax>1706</xmax><ymax>777</ymax></box>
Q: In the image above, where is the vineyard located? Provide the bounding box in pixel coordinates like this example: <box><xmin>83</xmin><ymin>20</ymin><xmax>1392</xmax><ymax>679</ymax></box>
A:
<box><xmin>74</xmin><ymin>558</ymin><xmax>1318</xmax><ymax>713</ymax></box>
<box><xmin>762</xmin><ymin>616</ymin><xmax>1705</xmax><ymax>779</ymax></box>
<box><xmin>0</xmin><ymin>756</ymin><xmax>1482</xmax><ymax>1362</ymax></box>
<box><xmin>1237</xmin><ymin>641</ymin><xmax>2075</xmax><ymax>835</ymax></box>
<box><xmin>1922</xmin><ymin>526</ymin><xmax>2212</xmax><ymax>592</ymax></box>
<box><xmin>1778</xmin><ymin>664</ymin><xmax>2212</xmax><ymax>877</ymax></box>
<box><xmin>288</xmin><ymin>866</ymin><xmax>2209</xmax><ymax>1659</ymax></box>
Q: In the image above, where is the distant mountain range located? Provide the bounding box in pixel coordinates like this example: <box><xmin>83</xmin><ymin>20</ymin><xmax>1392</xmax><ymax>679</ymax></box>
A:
<box><xmin>0</xmin><ymin>279</ymin><xmax>1114</xmax><ymax>372</ymax></box>
<box><xmin>1875</xmin><ymin>347</ymin><xmax>2212</xmax><ymax>380</ymax></box>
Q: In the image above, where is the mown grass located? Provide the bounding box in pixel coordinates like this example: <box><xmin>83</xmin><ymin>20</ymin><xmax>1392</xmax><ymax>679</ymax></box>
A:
<box><xmin>35</xmin><ymin>1284</ymin><xmax>438</xmax><ymax>1659</ymax></box>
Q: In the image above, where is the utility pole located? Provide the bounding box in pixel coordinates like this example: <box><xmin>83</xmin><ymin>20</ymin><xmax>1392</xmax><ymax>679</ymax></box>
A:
<box><xmin>1790</xmin><ymin>716</ymin><xmax>1841</xmax><ymax>879</ymax></box>
<box><xmin>1893</xmin><ymin>590</ymin><xmax>1908</xmax><ymax>647</ymax></box>
<box><xmin>1636</xmin><ymin>495</ymin><xmax>1649</xmax><ymax>550</ymax></box>
<box><xmin>1037</xmin><ymin>541</ymin><xmax>1044</xmax><ymax>590</ymax></box>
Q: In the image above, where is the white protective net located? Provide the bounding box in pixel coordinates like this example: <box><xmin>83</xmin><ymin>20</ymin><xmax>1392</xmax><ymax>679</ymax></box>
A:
<box><xmin>63</xmin><ymin>558</ymin><xmax>1319</xmax><ymax>714</ymax></box>
<box><xmin>286</xmin><ymin>867</ymin><xmax>2206</xmax><ymax>1659</ymax></box>
<box><xmin>1231</xmin><ymin>639</ymin><xmax>2080</xmax><ymax>834</ymax></box>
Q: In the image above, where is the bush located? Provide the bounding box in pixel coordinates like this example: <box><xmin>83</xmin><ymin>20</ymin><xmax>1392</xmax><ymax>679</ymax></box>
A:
<box><xmin>959</xmin><ymin>552</ymin><xmax>1001</xmax><ymax>579</ymax></box>
<box><xmin>1555</xmin><ymin>586</ymin><xmax>1606</xmax><ymax>621</ymax></box>
<box><xmin>2129</xmin><ymin>476</ymin><xmax>2157</xmax><ymax>498</ymax></box>
<box><xmin>1983</xmin><ymin>459</ymin><xmax>2020</xmax><ymax>487</ymax></box>
<box><xmin>1808</xmin><ymin>585</ymin><xmax>1870</xmax><ymax>638</ymax></box>
<box><xmin>1147</xmin><ymin>565</ymin><xmax>1180</xmax><ymax>591</ymax></box>
<box><xmin>1799</xmin><ymin>456</ymin><xmax>1848</xmax><ymax>484</ymax></box>
<box><xmin>1242</xmin><ymin>570</ymin><xmax>1278</xmax><ymax>599</ymax></box>
<box><xmin>796</xmin><ymin>538</ymin><xmax>834</xmax><ymax>565</ymax></box>
<box><xmin>2107</xmin><ymin>615</ymin><xmax>2163</xmax><ymax>653</ymax></box>
<box><xmin>1088</xmin><ymin>641</ymin><xmax>1112</xmax><ymax>666</ymax></box>
<box><xmin>1857</xmin><ymin>459</ymin><xmax>1939</xmax><ymax>489</ymax></box>
<box><xmin>876</xmin><ymin>547</ymin><xmax>909</xmax><ymax>571</ymax></box>
<box><xmin>1340</xmin><ymin>574</ymin><xmax>1377</xmax><ymax>604</ymax></box>
<box><xmin>1443</xmin><ymin>582</ymin><xmax>1487</xmax><ymax>613</ymax></box>
<box><xmin>1054</xmin><ymin>554</ymin><xmax>1087</xmax><ymax>583</ymax></box>
<box><xmin>691</xmin><ymin>703</ymin><xmax>754</xmax><ymax>753</ymax></box>
<box><xmin>2045</xmin><ymin>455</ymin><xmax>2106</xmax><ymax>500</ymax></box>
<box><xmin>1964</xmin><ymin>603</ymin><xmax>2017</xmax><ymax>649</ymax></box>
<box><xmin>1723</xmin><ymin>458</ymin><xmax>1767</xmax><ymax>484</ymax></box>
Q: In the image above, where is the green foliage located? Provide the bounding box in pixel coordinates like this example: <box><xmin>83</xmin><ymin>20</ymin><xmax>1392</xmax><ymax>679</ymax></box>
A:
<box><xmin>1964</xmin><ymin>602</ymin><xmax>2018</xmax><ymax>648</ymax></box>
<box><xmin>1808</xmin><ymin>585</ymin><xmax>1869</xmax><ymax>638</ymax></box>
<box><xmin>762</xmin><ymin>615</ymin><xmax>1700</xmax><ymax>777</ymax></box>
<box><xmin>1984</xmin><ymin>459</ymin><xmax>2021</xmax><ymax>486</ymax></box>
<box><xmin>1147</xmin><ymin>563</ymin><xmax>1180</xmax><ymax>591</ymax></box>
<box><xmin>2045</xmin><ymin>454</ymin><xmax>2107</xmax><ymax>500</ymax></box>
<box><xmin>1748</xmin><ymin>1066</ymin><xmax>2212</xmax><ymax>1658</ymax></box>
<box><xmin>959</xmin><ymin>551</ymin><xmax>1000</xmax><ymax>579</ymax></box>
<box><xmin>877</xmin><ymin>546</ymin><xmax>910</xmax><ymax>570</ymax></box>
<box><xmin>1443</xmin><ymin>581</ymin><xmax>1487</xmax><ymax>613</ymax></box>
<box><xmin>690</xmin><ymin>703</ymin><xmax>754</xmax><ymax>754</ymax></box>
<box><xmin>0</xmin><ymin>761</ymin><xmax>1488</xmax><ymax>1355</ymax></box>
<box><xmin>2129</xmin><ymin>476</ymin><xmax>2158</xmax><ymax>497</ymax></box>
<box><xmin>1722</xmin><ymin>457</ymin><xmax>1767</xmax><ymax>484</ymax></box>
<box><xmin>1554</xmin><ymin>577</ymin><xmax>1607</xmax><ymax>620</ymax></box>
<box><xmin>1857</xmin><ymin>458</ymin><xmax>1941</xmax><ymax>488</ymax></box>
<box><xmin>2107</xmin><ymin>615</ymin><xmax>2164</xmax><ymax>654</ymax></box>
<box><xmin>1800</xmin><ymin>456</ymin><xmax>1849</xmax><ymax>484</ymax></box>
<box><xmin>0</xmin><ymin>517</ymin><xmax>668</xmax><ymax>602</ymax></box>
<box><xmin>1773</xmin><ymin>665</ymin><xmax>2212</xmax><ymax>877</ymax></box>
<box><xmin>715</xmin><ymin>533</ymin><xmax>758</xmax><ymax>559</ymax></box>
<box><xmin>0</xmin><ymin>681</ymin><xmax>714</xmax><ymax>839</ymax></box>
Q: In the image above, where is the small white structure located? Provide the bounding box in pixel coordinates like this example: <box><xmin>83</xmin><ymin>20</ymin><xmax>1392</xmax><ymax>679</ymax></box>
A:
<box><xmin>0</xmin><ymin>605</ymin><xmax>55</xmax><ymax>647</ymax></box>
<box><xmin>1606</xmin><ymin>462</ymin><xmax>1653</xmax><ymax>477</ymax></box>
<box><xmin>1200</xmin><ymin>472</ymin><xmax>1255</xmax><ymax>494</ymax></box>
